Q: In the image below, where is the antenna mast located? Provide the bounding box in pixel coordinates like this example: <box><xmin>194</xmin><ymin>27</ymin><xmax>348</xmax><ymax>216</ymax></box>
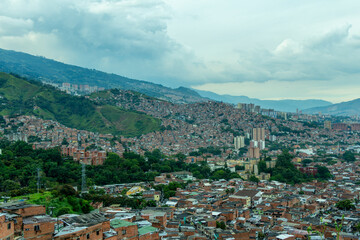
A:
<box><xmin>81</xmin><ymin>163</ymin><xmax>87</xmax><ymax>194</ymax></box>
<box><xmin>37</xmin><ymin>168</ymin><xmax>41</xmax><ymax>193</ymax></box>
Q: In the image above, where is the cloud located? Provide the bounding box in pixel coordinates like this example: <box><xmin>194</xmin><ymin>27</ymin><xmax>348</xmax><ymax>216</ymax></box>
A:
<box><xmin>227</xmin><ymin>24</ymin><xmax>360</xmax><ymax>83</ymax></box>
<box><xmin>192</xmin><ymin>24</ymin><xmax>360</xmax><ymax>102</ymax></box>
<box><xmin>0</xmin><ymin>0</ymin><xmax>205</xmax><ymax>85</ymax></box>
<box><xmin>0</xmin><ymin>16</ymin><xmax>33</xmax><ymax>36</ymax></box>
<box><xmin>1</xmin><ymin>0</ymin><xmax>360</xmax><ymax>103</ymax></box>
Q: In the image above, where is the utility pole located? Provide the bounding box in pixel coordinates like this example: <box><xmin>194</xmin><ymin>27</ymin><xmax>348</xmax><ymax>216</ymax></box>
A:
<box><xmin>37</xmin><ymin>168</ymin><xmax>41</xmax><ymax>193</ymax></box>
<box><xmin>48</xmin><ymin>206</ymin><xmax>55</xmax><ymax>216</ymax></box>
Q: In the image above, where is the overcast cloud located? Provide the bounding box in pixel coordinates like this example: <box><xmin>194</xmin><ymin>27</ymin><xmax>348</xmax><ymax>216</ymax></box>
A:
<box><xmin>0</xmin><ymin>0</ymin><xmax>360</xmax><ymax>102</ymax></box>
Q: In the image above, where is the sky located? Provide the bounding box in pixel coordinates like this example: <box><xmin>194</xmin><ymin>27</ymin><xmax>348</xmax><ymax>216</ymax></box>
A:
<box><xmin>1</xmin><ymin>0</ymin><xmax>360</xmax><ymax>103</ymax></box>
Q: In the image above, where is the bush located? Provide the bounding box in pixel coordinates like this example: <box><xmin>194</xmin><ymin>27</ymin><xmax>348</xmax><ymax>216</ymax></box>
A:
<box><xmin>58</xmin><ymin>185</ymin><xmax>77</xmax><ymax>197</ymax></box>
<box><xmin>56</xmin><ymin>207</ymin><xmax>71</xmax><ymax>216</ymax></box>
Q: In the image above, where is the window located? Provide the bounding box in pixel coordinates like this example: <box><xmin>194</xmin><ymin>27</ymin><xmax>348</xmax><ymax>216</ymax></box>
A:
<box><xmin>87</xmin><ymin>233</ymin><xmax>90</xmax><ymax>239</ymax></box>
<box><xmin>7</xmin><ymin>223</ymin><xmax>11</xmax><ymax>229</ymax></box>
<box><xmin>96</xmin><ymin>230</ymin><xmax>100</xmax><ymax>235</ymax></box>
<box><xmin>122</xmin><ymin>230</ymin><xmax>126</xmax><ymax>235</ymax></box>
<box><xmin>25</xmin><ymin>228</ymin><xmax>30</xmax><ymax>231</ymax></box>
<box><xmin>34</xmin><ymin>225</ymin><xmax>40</xmax><ymax>231</ymax></box>
<box><xmin>6</xmin><ymin>237</ymin><xmax>10</xmax><ymax>240</ymax></box>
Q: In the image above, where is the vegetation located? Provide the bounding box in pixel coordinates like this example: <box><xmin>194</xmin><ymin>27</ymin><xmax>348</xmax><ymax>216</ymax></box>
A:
<box><xmin>314</xmin><ymin>165</ymin><xmax>332</xmax><ymax>180</ymax></box>
<box><xmin>189</xmin><ymin>146</ymin><xmax>222</xmax><ymax>156</ymax></box>
<box><xmin>0</xmin><ymin>49</ymin><xmax>204</xmax><ymax>103</ymax></box>
<box><xmin>81</xmin><ymin>192</ymin><xmax>156</xmax><ymax>209</ymax></box>
<box><xmin>235</xmin><ymin>165</ymin><xmax>245</xmax><ymax>171</ymax></box>
<box><xmin>267</xmin><ymin>151</ymin><xmax>332</xmax><ymax>184</ymax></box>
<box><xmin>342</xmin><ymin>151</ymin><xmax>356</xmax><ymax>162</ymax></box>
<box><xmin>0</xmin><ymin>141</ymin><xmax>241</xmax><ymax>197</ymax></box>
<box><xmin>335</xmin><ymin>199</ymin><xmax>355</xmax><ymax>211</ymax></box>
<box><xmin>153</xmin><ymin>182</ymin><xmax>186</xmax><ymax>199</ymax></box>
<box><xmin>268</xmin><ymin>151</ymin><xmax>307</xmax><ymax>184</ymax></box>
<box><xmin>0</xmin><ymin>72</ymin><xmax>161</xmax><ymax>137</ymax></box>
<box><xmin>216</xmin><ymin>221</ymin><xmax>226</xmax><ymax>230</ymax></box>
<box><xmin>12</xmin><ymin>189</ymin><xmax>93</xmax><ymax>217</ymax></box>
<box><xmin>210</xmin><ymin>169</ymin><xmax>240</xmax><ymax>180</ymax></box>
<box><xmin>249</xmin><ymin>175</ymin><xmax>260</xmax><ymax>183</ymax></box>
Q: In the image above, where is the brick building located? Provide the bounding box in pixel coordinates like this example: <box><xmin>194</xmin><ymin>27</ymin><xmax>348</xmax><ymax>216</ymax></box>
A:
<box><xmin>0</xmin><ymin>213</ymin><xmax>14</xmax><ymax>240</ymax></box>
<box><xmin>54</xmin><ymin>212</ymin><xmax>110</xmax><ymax>240</ymax></box>
<box><xmin>23</xmin><ymin>215</ymin><xmax>56</xmax><ymax>240</ymax></box>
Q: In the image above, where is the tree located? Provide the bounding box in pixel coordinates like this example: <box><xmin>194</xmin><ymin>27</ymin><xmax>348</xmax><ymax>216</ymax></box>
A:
<box><xmin>302</xmin><ymin>159</ymin><xmax>312</xmax><ymax>166</ymax></box>
<box><xmin>216</xmin><ymin>221</ymin><xmax>226</xmax><ymax>229</ymax></box>
<box><xmin>276</xmin><ymin>151</ymin><xmax>294</xmax><ymax>168</ymax></box>
<box><xmin>315</xmin><ymin>165</ymin><xmax>332</xmax><ymax>180</ymax></box>
<box><xmin>2</xmin><ymin>180</ymin><xmax>21</xmax><ymax>192</ymax></box>
<box><xmin>175</xmin><ymin>153</ymin><xmax>186</xmax><ymax>162</ymax></box>
<box><xmin>226</xmin><ymin>188</ymin><xmax>235</xmax><ymax>194</ymax></box>
<box><xmin>343</xmin><ymin>151</ymin><xmax>356</xmax><ymax>162</ymax></box>
<box><xmin>258</xmin><ymin>160</ymin><xmax>267</xmax><ymax>173</ymax></box>
<box><xmin>249</xmin><ymin>175</ymin><xmax>259</xmax><ymax>183</ymax></box>
<box><xmin>61</xmin><ymin>138</ymin><xmax>68</xmax><ymax>146</ymax></box>
<box><xmin>80</xmin><ymin>199</ymin><xmax>92</xmax><ymax>213</ymax></box>
<box><xmin>270</xmin><ymin>151</ymin><xmax>307</xmax><ymax>184</ymax></box>
<box><xmin>58</xmin><ymin>185</ymin><xmax>77</xmax><ymax>197</ymax></box>
<box><xmin>336</xmin><ymin>199</ymin><xmax>355</xmax><ymax>211</ymax></box>
<box><xmin>235</xmin><ymin>165</ymin><xmax>245</xmax><ymax>171</ymax></box>
<box><xmin>56</xmin><ymin>207</ymin><xmax>71</xmax><ymax>216</ymax></box>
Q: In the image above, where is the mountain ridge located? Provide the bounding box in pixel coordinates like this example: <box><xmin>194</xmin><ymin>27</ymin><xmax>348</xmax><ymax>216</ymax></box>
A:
<box><xmin>0</xmin><ymin>48</ymin><xmax>206</xmax><ymax>104</ymax></box>
<box><xmin>0</xmin><ymin>48</ymin><xmax>335</xmax><ymax>112</ymax></box>
<box><xmin>194</xmin><ymin>89</ymin><xmax>332</xmax><ymax>112</ymax></box>
<box><xmin>304</xmin><ymin>98</ymin><xmax>360</xmax><ymax>116</ymax></box>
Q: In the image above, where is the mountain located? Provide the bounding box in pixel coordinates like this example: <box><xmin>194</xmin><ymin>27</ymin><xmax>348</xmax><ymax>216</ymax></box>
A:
<box><xmin>304</xmin><ymin>98</ymin><xmax>360</xmax><ymax>116</ymax></box>
<box><xmin>0</xmin><ymin>72</ymin><xmax>161</xmax><ymax>136</ymax></box>
<box><xmin>0</xmin><ymin>48</ymin><xmax>205</xmax><ymax>104</ymax></box>
<box><xmin>0</xmin><ymin>48</ymin><xmax>333</xmax><ymax>111</ymax></box>
<box><xmin>194</xmin><ymin>89</ymin><xmax>332</xmax><ymax>112</ymax></box>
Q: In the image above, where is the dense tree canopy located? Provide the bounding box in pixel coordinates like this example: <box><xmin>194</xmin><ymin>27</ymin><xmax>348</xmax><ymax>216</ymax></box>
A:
<box><xmin>268</xmin><ymin>151</ymin><xmax>331</xmax><ymax>184</ymax></box>
<box><xmin>0</xmin><ymin>140</ymin><xmax>242</xmax><ymax>197</ymax></box>
<box><xmin>343</xmin><ymin>151</ymin><xmax>356</xmax><ymax>162</ymax></box>
<box><xmin>336</xmin><ymin>199</ymin><xmax>355</xmax><ymax>211</ymax></box>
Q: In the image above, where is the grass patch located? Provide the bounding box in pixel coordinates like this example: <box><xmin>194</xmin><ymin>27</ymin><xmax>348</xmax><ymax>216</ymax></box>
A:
<box><xmin>12</xmin><ymin>192</ymin><xmax>93</xmax><ymax>217</ymax></box>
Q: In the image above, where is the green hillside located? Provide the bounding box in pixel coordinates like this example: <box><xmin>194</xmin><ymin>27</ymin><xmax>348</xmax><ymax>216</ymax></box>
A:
<box><xmin>0</xmin><ymin>72</ymin><xmax>161</xmax><ymax>136</ymax></box>
<box><xmin>0</xmin><ymin>48</ymin><xmax>206</xmax><ymax>103</ymax></box>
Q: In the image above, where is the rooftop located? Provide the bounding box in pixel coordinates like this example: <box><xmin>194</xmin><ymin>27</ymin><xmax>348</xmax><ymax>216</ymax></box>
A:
<box><xmin>138</xmin><ymin>225</ymin><xmax>158</xmax><ymax>236</ymax></box>
<box><xmin>110</xmin><ymin>219</ymin><xmax>136</xmax><ymax>228</ymax></box>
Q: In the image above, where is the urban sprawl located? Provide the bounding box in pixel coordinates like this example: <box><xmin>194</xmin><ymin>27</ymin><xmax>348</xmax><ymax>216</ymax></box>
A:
<box><xmin>1</xmin><ymin>89</ymin><xmax>360</xmax><ymax>240</ymax></box>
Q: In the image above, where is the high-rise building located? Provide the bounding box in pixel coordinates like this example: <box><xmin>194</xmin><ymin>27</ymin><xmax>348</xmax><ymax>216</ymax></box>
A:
<box><xmin>252</xmin><ymin>128</ymin><xmax>265</xmax><ymax>141</ymax></box>
<box><xmin>324</xmin><ymin>121</ymin><xmax>332</xmax><ymax>130</ymax></box>
<box><xmin>234</xmin><ymin>136</ymin><xmax>245</xmax><ymax>150</ymax></box>
<box><xmin>278</xmin><ymin>112</ymin><xmax>287</xmax><ymax>120</ymax></box>
<box><xmin>269</xmin><ymin>135</ymin><xmax>277</xmax><ymax>142</ymax></box>
<box><xmin>236</xmin><ymin>103</ymin><xmax>243</xmax><ymax>110</ymax></box>
<box><xmin>250</xmin><ymin>140</ymin><xmax>258</xmax><ymax>148</ymax></box>
<box><xmin>248</xmin><ymin>147</ymin><xmax>260</xmax><ymax>159</ymax></box>
<box><xmin>259</xmin><ymin>140</ymin><xmax>266</xmax><ymax>150</ymax></box>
